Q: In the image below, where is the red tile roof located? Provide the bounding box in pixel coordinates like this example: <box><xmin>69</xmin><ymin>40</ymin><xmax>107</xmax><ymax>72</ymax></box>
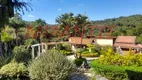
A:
<box><xmin>114</xmin><ymin>36</ymin><xmax>142</xmax><ymax>48</ymax></box>
<box><xmin>115</xmin><ymin>36</ymin><xmax>136</xmax><ymax>44</ymax></box>
<box><xmin>69</xmin><ymin>37</ymin><xmax>93</xmax><ymax>45</ymax></box>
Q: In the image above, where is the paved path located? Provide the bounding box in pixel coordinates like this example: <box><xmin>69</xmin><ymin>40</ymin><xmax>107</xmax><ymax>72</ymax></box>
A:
<box><xmin>67</xmin><ymin>55</ymin><xmax>108</xmax><ymax>80</ymax></box>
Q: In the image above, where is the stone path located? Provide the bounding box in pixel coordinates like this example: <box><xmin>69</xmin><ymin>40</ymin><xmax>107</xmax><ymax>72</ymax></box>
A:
<box><xmin>69</xmin><ymin>69</ymin><xmax>94</xmax><ymax>80</ymax></box>
<box><xmin>67</xmin><ymin>55</ymin><xmax>108</xmax><ymax>80</ymax></box>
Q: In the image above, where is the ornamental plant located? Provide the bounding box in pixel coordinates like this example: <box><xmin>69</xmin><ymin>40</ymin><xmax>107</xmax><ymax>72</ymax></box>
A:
<box><xmin>28</xmin><ymin>50</ymin><xmax>75</xmax><ymax>80</ymax></box>
<box><xmin>0</xmin><ymin>61</ymin><xmax>27</xmax><ymax>79</ymax></box>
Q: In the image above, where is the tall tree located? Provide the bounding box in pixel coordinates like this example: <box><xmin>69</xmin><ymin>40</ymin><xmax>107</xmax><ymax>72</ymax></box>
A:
<box><xmin>9</xmin><ymin>13</ymin><xmax>27</xmax><ymax>45</ymax></box>
<box><xmin>56</xmin><ymin>12</ymin><xmax>75</xmax><ymax>28</ymax></box>
<box><xmin>0</xmin><ymin>0</ymin><xmax>32</xmax><ymax>27</ymax></box>
<box><xmin>30</xmin><ymin>18</ymin><xmax>47</xmax><ymax>28</ymax></box>
<box><xmin>56</xmin><ymin>13</ymin><xmax>92</xmax><ymax>37</ymax></box>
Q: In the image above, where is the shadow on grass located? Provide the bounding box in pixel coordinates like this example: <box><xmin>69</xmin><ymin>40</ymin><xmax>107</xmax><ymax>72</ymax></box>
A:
<box><xmin>126</xmin><ymin>70</ymin><xmax>142</xmax><ymax>80</ymax></box>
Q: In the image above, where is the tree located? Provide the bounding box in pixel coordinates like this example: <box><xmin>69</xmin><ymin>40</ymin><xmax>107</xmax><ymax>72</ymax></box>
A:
<box><xmin>30</xmin><ymin>18</ymin><xmax>46</xmax><ymax>28</ymax></box>
<box><xmin>56</xmin><ymin>13</ymin><xmax>92</xmax><ymax>37</ymax></box>
<box><xmin>0</xmin><ymin>0</ymin><xmax>32</xmax><ymax>27</ymax></box>
<box><xmin>56</xmin><ymin>12</ymin><xmax>75</xmax><ymax>28</ymax></box>
<box><xmin>9</xmin><ymin>13</ymin><xmax>27</xmax><ymax>45</ymax></box>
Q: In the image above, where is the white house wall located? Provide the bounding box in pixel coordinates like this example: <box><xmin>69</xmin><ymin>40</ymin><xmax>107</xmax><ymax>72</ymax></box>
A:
<box><xmin>95</xmin><ymin>39</ymin><xmax>113</xmax><ymax>46</ymax></box>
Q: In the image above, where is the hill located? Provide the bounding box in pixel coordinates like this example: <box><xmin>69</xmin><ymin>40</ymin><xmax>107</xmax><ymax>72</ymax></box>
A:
<box><xmin>92</xmin><ymin>14</ymin><xmax>142</xmax><ymax>43</ymax></box>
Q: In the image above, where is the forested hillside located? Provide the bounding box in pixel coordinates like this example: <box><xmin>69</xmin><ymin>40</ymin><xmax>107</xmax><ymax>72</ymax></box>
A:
<box><xmin>92</xmin><ymin>14</ymin><xmax>142</xmax><ymax>43</ymax></box>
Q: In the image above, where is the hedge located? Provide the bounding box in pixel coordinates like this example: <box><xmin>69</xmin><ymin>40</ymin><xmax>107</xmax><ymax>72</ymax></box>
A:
<box><xmin>91</xmin><ymin>60</ymin><xmax>142</xmax><ymax>80</ymax></box>
<box><xmin>77</xmin><ymin>53</ymin><xmax>99</xmax><ymax>57</ymax></box>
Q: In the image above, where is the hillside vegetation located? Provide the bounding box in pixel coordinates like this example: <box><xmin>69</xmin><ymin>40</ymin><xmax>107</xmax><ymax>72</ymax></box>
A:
<box><xmin>92</xmin><ymin>14</ymin><xmax>142</xmax><ymax>43</ymax></box>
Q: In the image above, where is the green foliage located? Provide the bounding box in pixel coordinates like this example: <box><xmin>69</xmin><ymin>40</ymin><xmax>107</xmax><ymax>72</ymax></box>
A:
<box><xmin>77</xmin><ymin>44</ymin><xmax>101</xmax><ymax>57</ymax></box>
<box><xmin>73</xmin><ymin>58</ymin><xmax>87</xmax><ymax>67</ymax></box>
<box><xmin>13</xmin><ymin>45</ymin><xmax>31</xmax><ymax>64</ymax></box>
<box><xmin>59</xmin><ymin>50</ymin><xmax>71</xmax><ymax>55</ymax></box>
<box><xmin>100</xmin><ymin>46</ymin><xmax>114</xmax><ymax>55</ymax></box>
<box><xmin>62</xmin><ymin>43</ymin><xmax>71</xmax><ymax>51</ymax></box>
<box><xmin>55</xmin><ymin>43</ymin><xmax>72</xmax><ymax>55</ymax></box>
<box><xmin>79</xmin><ymin>52</ymin><xmax>99</xmax><ymax>57</ymax></box>
<box><xmin>53</xmin><ymin>49</ymin><xmax>71</xmax><ymax>55</ymax></box>
<box><xmin>98</xmin><ymin>48</ymin><xmax>142</xmax><ymax>66</ymax></box>
<box><xmin>76</xmin><ymin>48</ymin><xmax>86</xmax><ymax>53</ymax></box>
<box><xmin>1</xmin><ymin>26</ymin><xmax>16</xmax><ymax>42</ymax></box>
<box><xmin>91</xmin><ymin>60</ymin><xmax>142</xmax><ymax>80</ymax></box>
<box><xmin>93</xmin><ymin>14</ymin><xmax>142</xmax><ymax>43</ymax></box>
<box><xmin>0</xmin><ymin>56</ymin><xmax>11</xmax><ymax>68</ymax></box>
<box><xmin>24</xmin><ymin>38</ymin><xmax>38</xmax><ymax>49</ymax></box>
<box><xmin>28</xmin><ymin>50</ymin><xmax>75</xmax><ymax>80</ymax></box>
<box><xmin>1</xmin><ymin>31</ymin><xmax>12</xmax><ymax>42</ymax></box>
<box><xmin>56</xmin><ymin>13</ymin><xmax>91</xmax><ymax>37</ymax></box>
<box><xmin>0</xmin><ymin>61</ymin><xmax>27</xmax><ymax>79</ymax></box>
<box><xmin>30</xmin><ymin>18</ymin><xmax>46</xmax><ymax>28</ymax></box>
<box><xmin>86</xmin><ymin>44</ymin><xmax>95</xmax><ymax>53</ymax></box>
<box><xmin>0</xmin><ymin>0</ymin><xmax>31</xmax><ymax>27</ymax></box>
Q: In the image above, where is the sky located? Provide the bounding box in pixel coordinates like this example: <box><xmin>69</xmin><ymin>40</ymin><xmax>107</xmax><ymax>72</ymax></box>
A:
<box><xmin>22</xmin><ymin>0</ymin><xmax>142</xmax><ymax>24</ymax></box>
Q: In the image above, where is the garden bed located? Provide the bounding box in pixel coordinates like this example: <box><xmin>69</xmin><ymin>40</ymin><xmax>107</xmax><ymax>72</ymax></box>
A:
<box><xmin>77</xmin><ymin>53</ymin><xmax>99</xmax><ymax>57</ymax></box>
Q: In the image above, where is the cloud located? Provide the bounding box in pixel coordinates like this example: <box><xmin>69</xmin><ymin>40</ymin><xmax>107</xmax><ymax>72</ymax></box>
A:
<box><xmin>57</xmin><ymin>8</ymin><xmax>62</xmax><ymax>11</ymax></box>
<box><xmin>28</xmin><ymin>15</ymin><xmax>35</xmax><ymax>18</ymax></box>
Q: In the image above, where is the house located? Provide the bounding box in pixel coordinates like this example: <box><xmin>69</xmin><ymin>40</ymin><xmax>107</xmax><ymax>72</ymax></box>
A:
<box><xmin>69</xmin><ymin>36</ymin><xmax>142</xmax><ymax>53</ymax></box>
<box><xmin>114</xmin><ymin>36</ymin><xmax>142</xmax><ymax>52</ymax></box>
<box><xmin>69</xmin><ymin>36</ymin><xmax>116</xmax><ymax>46</ymax></box>
<box><xmin>69</xmin><ymin>36</ymin><xmax>116</xmax><ymax>51</ymax></box>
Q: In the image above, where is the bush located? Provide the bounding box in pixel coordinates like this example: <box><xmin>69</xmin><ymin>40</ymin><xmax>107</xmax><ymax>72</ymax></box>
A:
<box><xmin>24</xmin><ymin>38</ymin><xmax>38</xmax><ymax>49</ymax></box>
<box><xmin>59</xmin><ymin>50</ymin><xmax>71</xmax><ymax>55</ymax></box>
<box><xmin>0</xmin><ymin>61</ymin><xmax>28</xmax><ymax>79</ymax></box>
<box><xmin>53</xmin><ymin>50</ymin><xmax>71</xmax><ymax>55</ymax></box>
<box><xmin>98</xmin><ymin>48</ymin><xmax>142</xmax><ymax>66</ymax></box>
<box><xmin>0</xmin><ymin>56</ymin><xmax>13</xmax><ymax>68</ymax></box>
<box><xmin>61</xmin><ymin>43</ymin><xmax>71</xmax><ymax>51</ymax></box>
<box><xmin>13</xmin><ymin>45</ymin><xmax>31</xmax><ymax>64</ymax></box>
<box><xmin>91</xmin><ymin>60</ymin><xmax>142</xmax><ymax>80</ymax></box>
<box><xmin>73</xmin><ymin>58</ymin><xmax>87</xmax><ymax>67</ymax></box>
<box><xmin>28</xmin><ymin>50</ymin><xmax>75</xmax><ymax>80</ymax></box>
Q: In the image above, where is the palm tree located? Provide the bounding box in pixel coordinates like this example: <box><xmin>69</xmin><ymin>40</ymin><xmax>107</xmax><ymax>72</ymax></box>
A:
<box><xmin>0</xmin><ymin>0</ymin><xmax>32</xmax><ymax>27</ymax></box>
<box><xmin>73</xmin><ymin>14</ymin><xmax>92</xmax><ymax>58</ymax></box>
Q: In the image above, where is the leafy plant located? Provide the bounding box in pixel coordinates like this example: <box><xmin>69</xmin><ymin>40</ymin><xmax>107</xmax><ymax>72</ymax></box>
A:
<box><xmin>0</xmin><ymin>61</ymin><xmax>28</xmax><ymax>79</ymax></box>
<box><xmin>73</xmin><ymin>58</ymin><xmax>87</xmax><ymax>67</ymax></box>
<box><xmin>13</xmin><ymin>45</ymin><xmax>31</xmax><ymax>64</ymax></box>
<box><xmin>28</xmin><ymin>50</ymin><xmax>75</xmax><ymax>80</ymax></box>
<box><xmin>98</xmin><ymin>48</ymin><xmax>142</xmax><ymax>66</ymax></box>
<box><xmin>79</xmin><ymin>53</ymin><xmax>99</xmax><ymax>57</ymax></box>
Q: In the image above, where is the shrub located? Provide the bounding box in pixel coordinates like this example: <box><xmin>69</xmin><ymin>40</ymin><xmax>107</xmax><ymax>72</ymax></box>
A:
<box><xmin>61</xmin><ymin>43</ymin><xmax>71</xmax><ymax>51</ymax></box>
<box><xmin>24</xmin><ymin>38</ymin><xmax>38</xmax><ymax>49</ymax></box>
<box><xmin>98</xmin><ymin>48</ymin><xmax>142</xmax><ymax>66</ymax></box>
<box><xmin>28</xmin><ymin>50</ymin><xmax>75</xmax><ymax>80</ymax></box>
<box><xmin>59</xmin><ymin>50</ymin><xmax>71</xmax><ymax>55</ymax></box>
<box><xmin>13</xmin><ymin>45</ymin><xmax>31</xmax><ymax>64</ymax></box>
<box><xmin>79</xmin><ymin>53</ymin><xmax>99</xmax><ymax>57</ymax></box>
<box><xmin>76</xmin><ymin>48</ymin><xmax>86</xmax><ymax>53</ymax></box>
<box><xmin>56</xmin><ymin>43</ymin><xmax>71</xmax><ymax>51</ymax></box>
<box><xmin>91</xmin><ymin>60</ymin><xmax>142</xmax><ymax>80</ymax></box>
<box><xmin>0</xmin><ymin>61</ymin><xmax>27</xmax><ymax>79</ymax></box>
<box><xmin>52</xmin><ymin>49</ymin><xmax>71</xmax><ymax>55</ymax></box>
<box><xmin>0</xmin><ymin>54</ymin><xmax>13</xmax><ymax>68</ymax></box>
<box><xmin>73</xmin><ymin>58</ymin><xmax>87</xmax><ymax>67</ymax></box>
